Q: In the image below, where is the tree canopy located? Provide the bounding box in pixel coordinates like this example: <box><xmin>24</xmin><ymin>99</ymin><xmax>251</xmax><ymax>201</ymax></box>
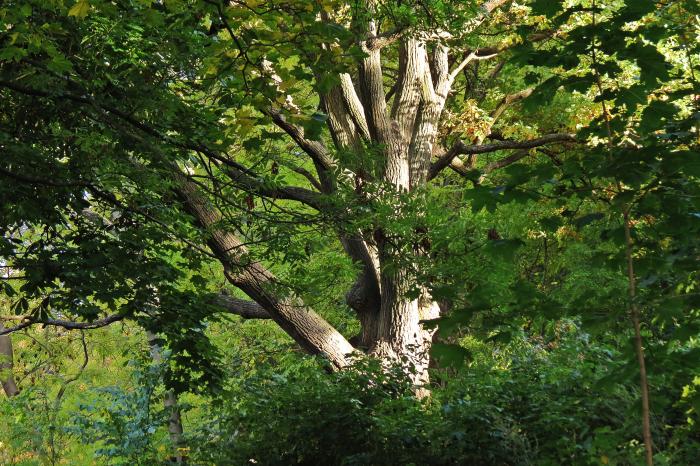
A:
<box><xmin>0</xmin><ymin>0</ymin><xmax>699</xmax><ymax>464</ymax></box>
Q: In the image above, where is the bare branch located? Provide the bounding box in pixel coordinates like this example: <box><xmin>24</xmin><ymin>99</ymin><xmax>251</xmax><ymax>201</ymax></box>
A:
<box><xmin>429</xmin><ymin>133</ymin><xmax>577</xmax><ymax>178</ymax></box>
<box><xmin>490</xmin><ymin>88</ymin><xmax>534</xmax><ymax>122</ymax></box>
<box><xmin>448</xmin><ymin>51</ymin><xmax>498</xmax><ymax>86</ymax></box>
<box><xmin>266</xmin><ymin>108</ymin><xmax>336</xmax><ymax>171</ymax></box>
<box><xmin>0</xmin><ymin>314</ymin><xmax>124</xmax><ymax>335</ymax></box>
<box><xmin>212</xmin><ymin>294</ymin><xmax>270</xmax><ymax>319</ymax></box>
<box><xmin>481</xmin><ymin>149</ymin><xmax>529</xmax><ymax>174</ymax></box>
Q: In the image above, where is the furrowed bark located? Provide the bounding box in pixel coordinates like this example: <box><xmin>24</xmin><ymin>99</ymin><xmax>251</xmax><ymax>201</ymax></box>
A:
<box><xmin>213</xmin><ymin>294</ymin><xmax>271</xmax><ymax>319</ymax></box>
<box><xmin>371</xmin><ymin>257</ymin><xmax>440</xmax><ymax>389</ymax></box>
<box><xmin>339</xmin><ymin>73</ymin><xmax>371</xmax><ymax>141</ymax></box>
<box><xmin>391</xmin><ymin>38</ymin><xmax>424</xmax><ymax>147</ymax></box>
<box><xmin>316</xmin><ymin>50</ymin><xmax>382</xmax><ymax>347</ymax></box>
<box><xmin>344</xmin><ymin>243</ymin><xmax>382</xmax><ymax>348</ymax></box>
<box><xmin>175</xmin><ymin>176</ymin><xmax>355</xmax><ymax>369</ymax></box>
<box><xmin>322</xmin><ymin>85</ymin><xmax>363</xmax><ymax>154</ymax></box>
<box><xmin>357</xmin><ymin>5</ymin><xmax>405</xmax><ymax>190</ymax></box>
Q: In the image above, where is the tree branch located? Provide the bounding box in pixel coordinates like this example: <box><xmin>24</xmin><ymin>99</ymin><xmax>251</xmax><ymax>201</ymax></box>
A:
<box><xmin>364</xmin><ymin>29</ymin><xmax>405</xmax><ymax>51</ymax></box>
<box><xmin>429</xmin><ymin>133</ymin><xmax>577</xmax><ymax>179</ymax></box>
<box><xmin>266</xmin><ymin>108</ymin><xmax>336</xmax><ymax>171</ymax></box>
<box><xmin>0</xmin><ymin>292</ymin><xmax>272</xmax><ymax>337</ymax></box>
<box><xmin>339</xmin><ymin>73</ymin><xmax>371</xmax><ymax>141</ymax></box>
<box><xmin>0</xmin><ymin>314</ymin><xmax>124</xmax><ymax>335</ymax></box>
<box><xmin>490</xmin><ymin>88</ymin><xmax>534</xmax><ymax>122</ymax></box>
<box><xmin>212</xmin><ymin>294</ymin><xmax>270</xmax><ymax>319</ymax></box>
<box><xmin>0</xmin><ymin>79</ymin><xmax>324</xmax><ymax>210</ymax></box>
<box><xmin>175</xmin><ymin>175</ymin><xmax>355</xmax><ymax>368</ymax></box>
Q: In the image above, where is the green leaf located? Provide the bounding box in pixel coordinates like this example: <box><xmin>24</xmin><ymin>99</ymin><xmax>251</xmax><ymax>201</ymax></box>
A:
<box><xmin>639</xmin><ymin>100</ymin><xmax>678</xmax><ymax>134</ymax></box>
<box><xmin>530</xmin><ymin>0</ymin><xmax>563</xmax><ymax>16</ymax></box>
<box><xmin>68</xmin><ymin>0</ymin><xmax>91</xmax><ymax>19</ymax></box>
<box><xmin>431</xmin><ymin>343</ymin><xmax>472</xmax><ymax>368</ymax></box>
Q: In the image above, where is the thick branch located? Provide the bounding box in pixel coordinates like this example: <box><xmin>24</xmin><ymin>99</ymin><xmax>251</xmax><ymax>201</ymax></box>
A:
<box><xmin>213</xmin><ymin>294</ymin><xmax>270</xmax><ymax>319</ymax></box>
<box><xmin>339</xmin><ymin>73</ymin><xmax>371</xmax><ymax>141</ymax></box>
<box><xmin>266</xmin><ymin>108</ymin><xmax>336</xmax><ymax>172</ymax></box>
<box><xmin>357</xmin><ymin>10</ymin><xmax>394</xmax><ymax>152</ymax></box>
<box><xmin>220</xmin><ymin>164</ymin><xmax>325</xmax><ymax>209</ymax></box>
<box><xmin>364</xmin><ymin>29</ymin><xmax>404</xmax><ymax>51</ymax></box>
<box><xmin>175</xmin><ymin>175</ymin><xmax>355</xmax><ymax>368</ymax></box>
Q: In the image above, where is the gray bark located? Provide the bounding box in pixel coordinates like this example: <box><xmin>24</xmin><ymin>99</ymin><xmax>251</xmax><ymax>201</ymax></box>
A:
<box><xmin>0</xmin><ymin>323</ymin><xmax>19</xmax><ymax>397</ymax></box>
<box><xmin>176</xmin><ymin>177</ymin><xmax>355</xmax><ymax>369</ymax></box>
<box><xmin>147</xmin><ymin>332</ymin><xmax>185</xmax><ymax>464</ymax></box>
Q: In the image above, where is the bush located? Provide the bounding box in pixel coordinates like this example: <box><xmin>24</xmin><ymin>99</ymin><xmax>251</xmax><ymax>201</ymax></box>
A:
<box><xmin>189</xmin><ymin>358</ymin><xmax>532</xmax><ymax>465</ymax></box>
<box><xmin>187</xmin><ymin>331</ymin><xmax>700</xmax><ymax>465</ymax></box>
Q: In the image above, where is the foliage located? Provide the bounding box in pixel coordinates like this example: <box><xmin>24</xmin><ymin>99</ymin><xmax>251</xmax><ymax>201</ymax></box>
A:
<box><xmin>188</xmin><ymin>329</ymin><xmax>700</xmax><ymax>465</ymax></box>
<box><xmin>68</xmin><ymin>352</ymin><xmax>173</xmax><ymax>465</ymax></box>
<box><xmin>0</xmin><ymin>0</ymin><xmax>698</xmax><ymax>464</ymax></box>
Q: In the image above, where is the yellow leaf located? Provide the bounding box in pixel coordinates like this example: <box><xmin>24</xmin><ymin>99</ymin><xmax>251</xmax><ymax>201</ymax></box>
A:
<box><xmin>68</xmin><ymin>0</ymin><xmax>90</xmax><ymax>19</ymax></box>
<box><xmin>601</xmin><ymin>455</ymin><xmax>609</xmax><ymax>464</ymax></box>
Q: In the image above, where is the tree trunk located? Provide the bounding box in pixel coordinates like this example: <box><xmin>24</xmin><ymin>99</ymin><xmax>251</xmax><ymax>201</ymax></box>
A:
<box><xmin>147</xmin><ymin>332</ymin><xmax>186</xmax><ymax>464</ymax></box>
<box><xmin>370</xmin><ymin>262</ymin><xmax>440</xmax><ymax>391</ymax></box>
<box><xmin>170</xmin><ymin>0</ymin><xmax>513</xmax><ymax>393</ymax></box>
<box><xmin>0</xmin><ymin>323</ymin><xmax>19</xmax><ymax>397</ymax></box>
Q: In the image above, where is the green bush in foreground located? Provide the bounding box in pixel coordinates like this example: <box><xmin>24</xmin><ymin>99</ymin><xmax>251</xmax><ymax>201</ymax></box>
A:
<box><xmin>184</xmin><ymin>332</ymin><xmax>699</xmax><ymax>465</ymax></box>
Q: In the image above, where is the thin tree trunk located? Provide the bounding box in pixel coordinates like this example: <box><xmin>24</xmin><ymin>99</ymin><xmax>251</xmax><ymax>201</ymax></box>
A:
<box><xmin>623</xmin><ymin>211</ymin><xmax>654</xmax><ymax>466</ymax></box>
<box><xmin>147</xmin><ymin>332</ymin><xmax>186</xmax><ymax>464</ymax></box>
<box><xmin>0</xmin><ymin>323</ymin><xmax>19</xmax><ymax>397</ymax></box>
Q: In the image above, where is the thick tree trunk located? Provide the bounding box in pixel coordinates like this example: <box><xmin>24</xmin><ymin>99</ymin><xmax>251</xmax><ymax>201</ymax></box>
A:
<box><xmin>0</xmin><ymin>323</ymin><xmax>19</xmax><ymax>397</ymax></box>
<box><xmin>369</xmin><ymin>254</ymin><xmax>440</xmax><ymax>391</ymax></box>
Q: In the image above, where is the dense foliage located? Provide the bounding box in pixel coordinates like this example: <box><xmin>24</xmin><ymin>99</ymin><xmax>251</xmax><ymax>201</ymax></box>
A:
<box><xmin>1</xmin><ymin>0</ymin><xmax>698</xmax><ymax>464</ymax></box>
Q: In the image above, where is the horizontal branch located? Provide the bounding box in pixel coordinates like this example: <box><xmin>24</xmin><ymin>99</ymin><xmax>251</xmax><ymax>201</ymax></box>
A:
<box><xmin>466</xmin><ymin>30</ymin><xmax>558</xmax><ymax>61</ymax></box>
<box><xmin>482</xmin><ymin>149</ymin><xmax>530</xmax><ymax>174</ymax></box>
<box><xmin>0</xmin><ymin>314</ymin><xmax>124</xmax><ymax>335</ymax></box>
<box><xmin>364</xmin><ymin>29</ymin><xmax>405</xmax><ymax>51</ymax></box>
<box><xmin>429</xmin><ymin>133</ymin><xmax>577</xmax><ymax>178</ymax></box>
<box><xmin>0</xmin><ymin>291</ymin><xmax>270</xmax><ymax>336</ymax></box>
<box><xmin>212</xmin><ymin>294</ymin><xmax>271</xmax><ymax>319</ymax></box>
